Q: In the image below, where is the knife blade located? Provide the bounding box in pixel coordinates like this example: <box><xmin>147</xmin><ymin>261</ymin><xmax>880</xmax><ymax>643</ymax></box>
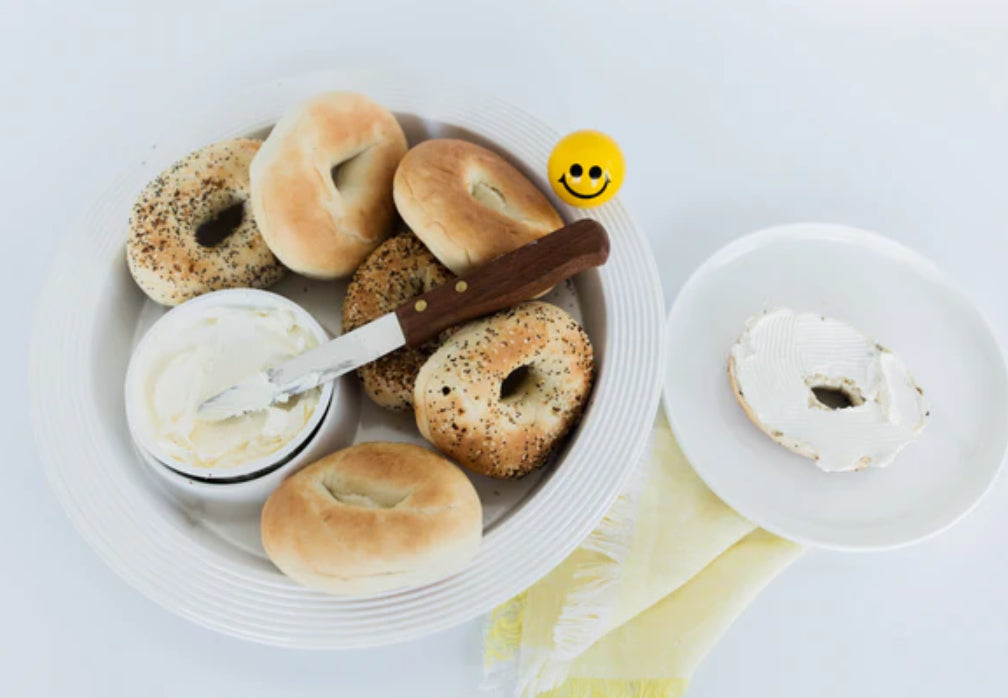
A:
<box><xmin>197</xmin><ymin>219</ymin><xmax>610</xmax><ymax>421</ymax></box>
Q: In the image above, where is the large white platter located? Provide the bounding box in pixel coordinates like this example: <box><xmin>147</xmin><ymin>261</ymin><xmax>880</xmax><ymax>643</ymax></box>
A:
<box><xmin>28</xmin><ymin>71</ymin><xmax>663</xmax><ymax>648</ymax></box>
<box><xmin>663</xmin><ymin>223</ymin><xmax>1008</xmax><ymax>550</ymax></box>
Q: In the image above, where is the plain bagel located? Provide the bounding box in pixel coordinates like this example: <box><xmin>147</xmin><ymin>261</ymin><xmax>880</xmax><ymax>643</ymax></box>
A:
<box><xmin>261</xmin><ymin>442</ymin><xmax>482</xmax><ymax>596</ymax></box>
<box><xmin>393</xmin><ymin>139</ymin><xmax>564</xmax><ymax>275</ymax></box>
<box><xmin>249</xmin><ymin>92</ymin><xmax>408</xmax><ymax>278</ymax></box>
<box><xmin>343</xmin><ymin>232</ymin><xmax>455</xmax><ymax>410</ymax></box>
<box><xmin>126</xmin><ymin>138</ymin><xmax>285</xmax><ymax>306</ymax></box>
<box><xmin>414</xmin><ymin>301</ymin><xmax>594</xmax><ymax>478</ymax></box>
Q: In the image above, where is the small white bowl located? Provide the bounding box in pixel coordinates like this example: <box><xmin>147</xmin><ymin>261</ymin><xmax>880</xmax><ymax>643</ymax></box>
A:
<box><xmin>135</xmin><ymin>382</ymin><xmax>358</xmax><ymax>505</ymax></box>
<box><xmin>124</xmin><ymin>289</ymin><xmax>352</xmax><ymax>498</ymax></box>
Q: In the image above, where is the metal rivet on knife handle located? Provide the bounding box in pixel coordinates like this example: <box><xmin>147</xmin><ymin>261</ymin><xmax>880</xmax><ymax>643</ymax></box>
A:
<box><xmin>455</xmin><ymin>281</ymin><xmax>468</xmax><ymax>293</ymax></box>
<box><xmin>414</xmin><ymin>299</ymin><xmax>428</xmax><ymax>312</ymax></box>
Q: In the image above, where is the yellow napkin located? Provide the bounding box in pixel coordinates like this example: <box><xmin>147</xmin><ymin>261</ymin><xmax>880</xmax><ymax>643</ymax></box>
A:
<box><xmin>484</xmin><ymin>411</ymin><xmax>804</xmax><ymax>698</ymax></box>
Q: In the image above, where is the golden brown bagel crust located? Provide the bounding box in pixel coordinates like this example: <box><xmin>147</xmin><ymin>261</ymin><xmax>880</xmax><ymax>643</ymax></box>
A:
<box><xmin>392</xmin><ymin>139</ymin><xmax>564</xmax><ymax>274</ymax></box>
<box><xmin>261</xmin><ymin>442</ymin><xmax>482</xmax><ymax>596</ymax></box>
<box><xmin>250</xmin><ymin>92</ymin><xmax>408</xmax><ymax>278</ymax></box>
<box><xmin>126</xmin><ymin>138</ymin><xmax>285</xmax><ymax>306</ymax></box>
<box><xmin>343</xmin><ymin>233</ymin><xmax>455</xmax><ymax>410</ymax></box>
<box><xmin>413</xmin><ymin>301</ymin><xmax>594</xmax><ymax>479</ymax></box>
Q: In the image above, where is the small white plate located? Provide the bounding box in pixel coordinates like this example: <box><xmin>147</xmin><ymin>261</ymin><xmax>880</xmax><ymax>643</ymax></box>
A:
<box><xmin>662</xmin><ymin>223</ymin><xmax>1008</xmax><ymax>550</ymax></box>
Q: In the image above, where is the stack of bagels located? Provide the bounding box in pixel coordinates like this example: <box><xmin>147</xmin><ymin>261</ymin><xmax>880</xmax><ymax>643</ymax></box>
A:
<box><xmin>125</xmin><ymin>91</ymin><xmax>598</xmax><ymax>596</ymax></box>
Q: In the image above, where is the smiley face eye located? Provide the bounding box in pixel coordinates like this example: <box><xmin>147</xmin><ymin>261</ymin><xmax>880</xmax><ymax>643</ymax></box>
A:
<box><xmin>569</xmin><ymin>164</ymin><xmax>583</xmax><ymax>178</ymax></box>
<box><xmin>589</xmin><ymin>165</ymin><xmax>603</xmax><ymax>180</ymax></box>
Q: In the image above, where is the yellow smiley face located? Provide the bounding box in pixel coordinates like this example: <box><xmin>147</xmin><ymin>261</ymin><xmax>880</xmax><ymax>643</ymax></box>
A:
<box><xmin>548</xmin><ymin>130</ymin><xmax>625</xmax><ymax>207</ymax></box>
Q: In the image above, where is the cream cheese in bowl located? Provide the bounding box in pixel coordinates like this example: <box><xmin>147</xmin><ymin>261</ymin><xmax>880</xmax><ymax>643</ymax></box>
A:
<box><xmin>146</xmin><ymin>306</ymin><xmax>319</xmax><ymax>469</ymax></box>
<box><xmin>125</xmin><ymin>289</ymin><xmax>335</xmax><ymax>482</ymax></box>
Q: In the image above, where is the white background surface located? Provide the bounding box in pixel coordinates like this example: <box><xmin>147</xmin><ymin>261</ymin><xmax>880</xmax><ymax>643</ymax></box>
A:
<box><xmin>4</xmin><ymin>1</ymin><xmax>1007</xmax><ymax>696</ymax></box>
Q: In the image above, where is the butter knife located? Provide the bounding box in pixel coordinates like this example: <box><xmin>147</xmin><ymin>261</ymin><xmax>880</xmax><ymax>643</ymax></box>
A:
<box><xmin>197</xmin><ymin>219</ymin><xmax>610</xmax><ymax>420</ymax></box>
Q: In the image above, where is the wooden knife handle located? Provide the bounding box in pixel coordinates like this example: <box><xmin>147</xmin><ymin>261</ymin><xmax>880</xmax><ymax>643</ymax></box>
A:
<box><xmin>394</xmin><ymin>219</ymin><xmax>610</xmax><ymax>347</ymax></box>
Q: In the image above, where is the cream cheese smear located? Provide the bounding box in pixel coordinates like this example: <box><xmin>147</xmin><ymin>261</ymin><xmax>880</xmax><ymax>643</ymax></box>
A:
<box><xmin>137</xmin><ymin>306</ymin><xmax>321</xmax><ymax>469</ymax></box>
<box><xmin>729</xmin><ymin>308</ymin><xmax>928</xmax><ymax>472</ymax></box>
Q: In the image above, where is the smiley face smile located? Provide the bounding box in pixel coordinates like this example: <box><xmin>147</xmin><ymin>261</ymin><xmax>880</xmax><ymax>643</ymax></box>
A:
<box><xmin>558</xmin><ymin>172</ymin><xmax>610</xmax><ymax>200</ymax></box>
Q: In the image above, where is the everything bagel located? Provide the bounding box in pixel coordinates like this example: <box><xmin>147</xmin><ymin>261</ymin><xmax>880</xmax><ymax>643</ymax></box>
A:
<box><xmin>126</xmin><ymin>138</ymin><xmax>285</xmax><ymax>306</ymax></box>
<box><xmin>413</xmin><ymin>301</ymin><xmax>594</xmax><ymax>479</ymax></box>
<box><xmin>343</xmin><ymin>233</ymin><xmax>455</xmax><ymax>410</ymax></box>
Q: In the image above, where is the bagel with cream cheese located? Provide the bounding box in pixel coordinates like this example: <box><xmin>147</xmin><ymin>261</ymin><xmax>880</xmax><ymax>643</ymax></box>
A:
<box><xmin>728</xmin><ymin>308</ymin><xmax>928</xmax><ymax>472</ymax></box>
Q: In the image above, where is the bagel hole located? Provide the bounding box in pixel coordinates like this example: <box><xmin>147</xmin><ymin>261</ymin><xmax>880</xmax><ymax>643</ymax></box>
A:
<box><xmin>471</xmin><ymin>181</ymin><xmax>508</xmax><ymax>213</ymax></box>
<box><xmin>330</xmin><ymin>147</ymin><xmax>370</xmax><ymax>191</ymax></box>
<box><xmin>321</xmin><ymin>476</ymin><xmax>409</xmax><ymax>509</ymax></box>
<box><xmin>195</xmin><ymin>201</ymin><xmax>245</xmax><ymax>247</ymax></box>
<box><xmin>500</xmin><ymin>365</ymin><xmax>533</xmax><ymax>400</ymax></box>
<box><xmin>810</xmin><ymin>386</ymin><xmax>858</xmax><ymax>410</ymax></box>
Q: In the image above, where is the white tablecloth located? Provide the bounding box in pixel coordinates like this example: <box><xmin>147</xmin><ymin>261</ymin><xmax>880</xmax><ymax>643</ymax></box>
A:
<box><xmin>4</xmin><ymin>2</ymin><xmax>1006</xmax><ymax>695</ymax></box>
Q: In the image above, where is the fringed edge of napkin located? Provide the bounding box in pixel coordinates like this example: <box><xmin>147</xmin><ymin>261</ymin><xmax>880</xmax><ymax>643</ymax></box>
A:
<box><xmin>483</xmin><ymin>590</ymin><xmax>526</xmax><ymax>692</ymax></box>
<box><xmin>550</xmin><ymin>452</ymin><xmax>649</xmax><ymax>661</ymax></box>
<box><xmin>482</xmin><ymin>433</ymin><xmax>651</xmax><ymax>697</ymax></box>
